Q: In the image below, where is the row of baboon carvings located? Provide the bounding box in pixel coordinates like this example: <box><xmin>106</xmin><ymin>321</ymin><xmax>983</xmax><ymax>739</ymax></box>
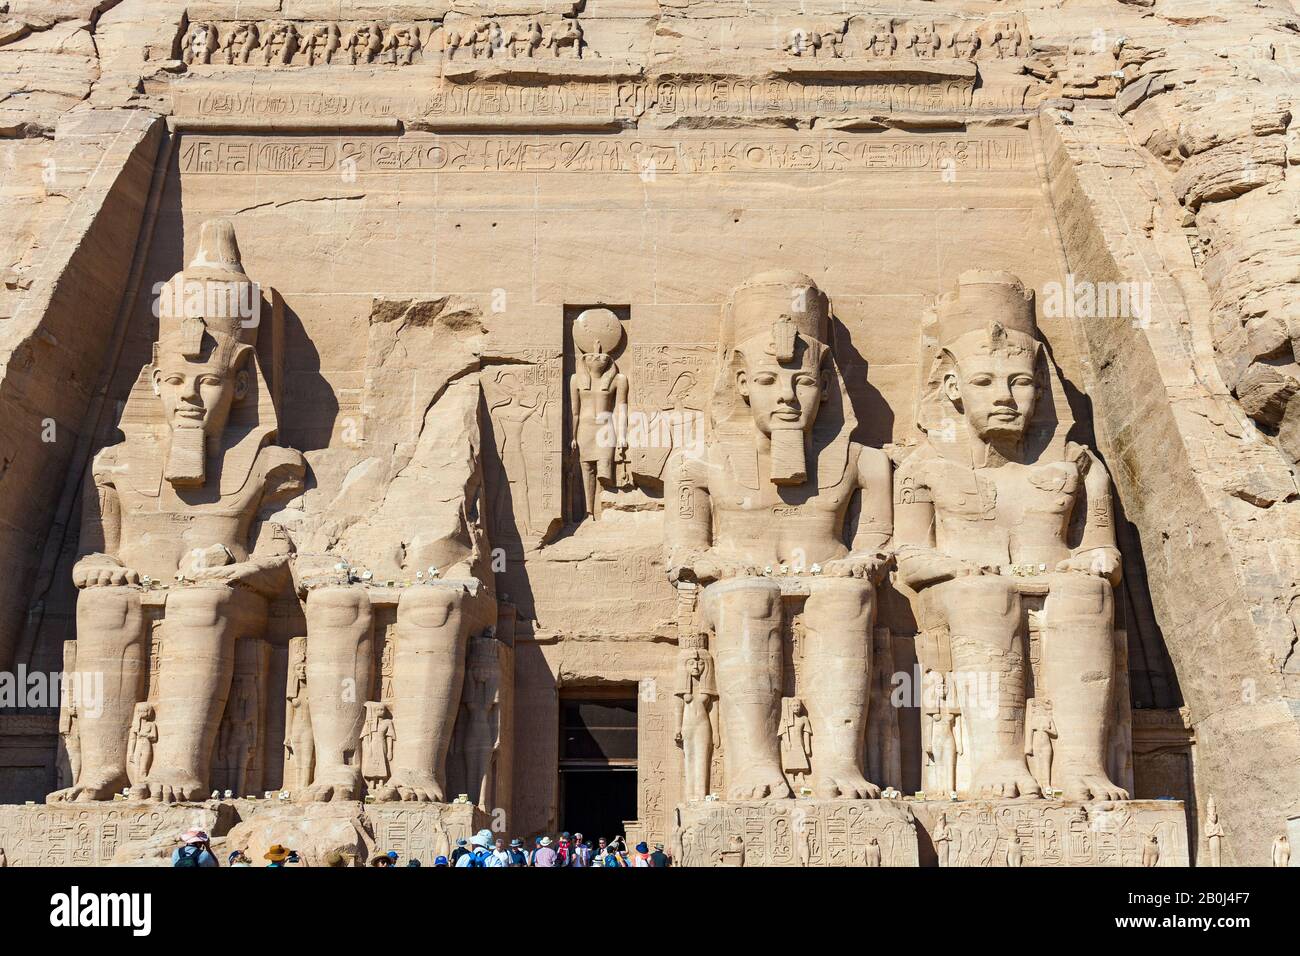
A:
<box><xmin>53</xmin><ymin>219</ymin><xmax>1129</xmax><ymax>816</ymax></box>
<box><xmin>178</xmin><ymin>16</ymin><xmax>1027</xmax><ymax>67</ymax></box>
<box><xmin>180</xmin><ymin>18</ymin><xmax>587</xmax><ymax>66</ymax></box>
<box><xmin>782</xmin><ymin>20</ymin><xmax>1026</xmax><ymax>60</ymax></box>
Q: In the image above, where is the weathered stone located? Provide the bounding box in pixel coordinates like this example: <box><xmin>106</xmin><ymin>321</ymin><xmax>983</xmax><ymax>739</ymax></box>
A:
<box><xmin>0</xmin><ymin>797</ymin><xmax>485</xmax><ymax>866</ymax></box>
<box><xmin>0</xmin><ymin>0</ymin><xmax>1298</xmax><ymax>873</ymax></box>
<box><xmin>1234</xmin><ymin>363</ymin><xmax>1298</xmax><ymax>428</ymax></box>
<box><xmin>910</xmin><ymin>799</ymin><xmax>1190</xmax><ymax>867</ymax></box>
<box><xmin>0</xmin><ymin>801</ymin><xmax>230</xmax><ymax>867</ymax></box>
<box><xmin>673</xmin><ymin>799</ymin><xmax>919</xmax><ymax>867</ymax></box>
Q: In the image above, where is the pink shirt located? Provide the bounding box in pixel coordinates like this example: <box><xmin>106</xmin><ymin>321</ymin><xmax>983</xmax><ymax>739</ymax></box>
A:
<box><xmin>533</xmin><ymin>847</ymin><xmax>559</xmax><ymax>867</ymax></box>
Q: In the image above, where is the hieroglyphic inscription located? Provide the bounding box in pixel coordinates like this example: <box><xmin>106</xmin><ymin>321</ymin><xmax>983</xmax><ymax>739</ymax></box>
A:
<box><xmin>911</xmin><ymin>800</ymin><xmax>1189</xmax><ymax>867</ymax></box>
<box><xmin>638</xmin><ymin>704</ymin><xmax>673</xmax><ymax>846</ymax></box>
<box><xmin>633</xmin><ymin>77</ymin><xmax>977</xmax><ymax>115</ymax></box>
<box><xmin>368</xmin><ymin>804</ymin><xmax>487</xmax><ymax>864</ymax></box>
<box><xmin>0</xmin><ymin>804</ymin><xmax>218</xmax><ymax>866</ymax></box>
<box><xmin>180</xmin><ymin>134</ymin><xmax>1029</xmax><ymax>177</ymax></box>
<box><xmin>675</xmin><ymin>799</ymin><xmax>919</xmax><ymax>867</ymax></box>
<box><xmin>180</xmin><ymin>75</ymin><xmax>1037</xmax><ymax>126</ymax></box>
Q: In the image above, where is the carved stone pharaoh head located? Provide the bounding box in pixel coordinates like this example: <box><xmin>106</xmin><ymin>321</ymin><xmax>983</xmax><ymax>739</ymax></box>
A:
<box><xmin>152</xmin><ymin>219</ymin><xmax>261</xmax><ymax>486</ymax></box>
<box><xmin>728</xmin><ymin>271</ymin><xmax>832</xmax><ymax>484</ymax></box>
<box><xmin>937</xmin><ymin>271</ymin><xmax>1043</xmax><ymax>447</ymax></box>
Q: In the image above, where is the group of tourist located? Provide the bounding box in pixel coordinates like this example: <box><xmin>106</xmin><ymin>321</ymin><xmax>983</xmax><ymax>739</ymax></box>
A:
<box><xmin>171</xmin><ymin>827</ymin><xmax>673</xmax><ymax>867</ymax></box>
<box><xmin>427</xmin><ymin>831</ymin><xmax>672</xmax><ymax>867</ymax></box>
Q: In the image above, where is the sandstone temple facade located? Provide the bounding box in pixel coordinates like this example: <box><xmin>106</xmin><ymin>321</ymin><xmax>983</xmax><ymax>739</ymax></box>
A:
<box><xmin>0</xmin><ymin>0</ymin><xmax>1297</xmax><ymax>866</ymax></box>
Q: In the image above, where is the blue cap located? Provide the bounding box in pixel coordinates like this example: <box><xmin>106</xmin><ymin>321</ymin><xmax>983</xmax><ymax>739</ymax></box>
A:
<box><xmin>387</xmin><ymin>851</ymin><xmax>398</xmax><ymax>860</ymax></box>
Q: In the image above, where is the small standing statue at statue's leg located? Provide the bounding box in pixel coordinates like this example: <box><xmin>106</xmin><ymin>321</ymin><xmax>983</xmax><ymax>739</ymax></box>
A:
<box><xmin>673</xmin><ymin>635</ymin><xmax>719</xmax><ymax>801</ymax></box>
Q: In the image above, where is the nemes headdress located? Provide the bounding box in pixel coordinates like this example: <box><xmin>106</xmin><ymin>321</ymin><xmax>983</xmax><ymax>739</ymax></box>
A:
<box><xmin>936</xmin><ymin>270</ymin><xmax>1039</xmax><ymax>359</ymax></box>
<box><xmin>915</xmin><ymin>270</ymin><xmax>1069</xmax><ymax>463</ymax></box>
<box><xmin>728</xmin><ymin>269</ymin><xmax>831</xmax><ymax>363</ymax></box>
<box><xmin>118</xmin><ymin>219</ymin><xmax>278</xmax><ymax>495</ymax></box>
<box><xmin>710</xmin><ymin>270</ymin><xmax>855</xmax><ymax>489</ymax></box>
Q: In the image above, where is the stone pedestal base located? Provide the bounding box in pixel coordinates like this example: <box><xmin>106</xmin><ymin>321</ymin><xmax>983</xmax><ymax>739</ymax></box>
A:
<box><xmin>672</xmin><ymin>798</ymin><xmax>1189</xmax><ymax>866</ymax></box>
<box><xmin>672</xmin><ymin>799</ymin><xmax>919</xmax><ymax>867</ymax></box>
<box><xmin>910</xmin><ymin>799</ymin><xmax>1190</xmax><ymax>867</ymax></box>
<box><xmin>0</xmin><ymin>799</ymin><xmax>489</xmax><ymax>866</ymax></box>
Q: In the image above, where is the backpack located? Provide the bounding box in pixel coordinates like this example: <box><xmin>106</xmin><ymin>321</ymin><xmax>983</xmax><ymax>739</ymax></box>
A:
<box><xmin>174</xmin><ymin>844</ymin><xmax>207</xmax><ymax>868</ymax></box>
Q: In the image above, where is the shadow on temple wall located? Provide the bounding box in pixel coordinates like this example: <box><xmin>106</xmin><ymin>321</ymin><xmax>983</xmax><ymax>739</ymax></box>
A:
<box><xmin>479</xmin><ymin>384</ymin><xmax>539</xmax><ymax>623</ymax></box>
<box><xmin>833</xmin><ymin>316</ymin><xmax>894</xmax><ymax>450</ymax></box>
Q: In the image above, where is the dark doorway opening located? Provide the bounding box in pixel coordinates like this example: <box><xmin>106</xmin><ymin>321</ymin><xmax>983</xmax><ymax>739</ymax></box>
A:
<box><xmin>558</xmin><ymin>688</ymin><xmax>637</xmax><ymax>844</ymax></box>
<box><xmin>560</xmin><ymin>768</ymin><xmax>638</xmax><ymax>845</ymax></box>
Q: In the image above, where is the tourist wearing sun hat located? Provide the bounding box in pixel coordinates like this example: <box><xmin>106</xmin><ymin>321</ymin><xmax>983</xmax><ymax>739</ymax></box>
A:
<box><xmin>450</xmin><ymin>836</ymin><xmax>470</xmax><ymax>866</ymax></box>
<box><xmin>507</xmin><ymin>838</ymin><xmax>528</xmax><ymax>867</ymax></box>
<box><xmin>455</xmin><ymin>831</ymin><xmax>493</xmax><ymax>867</ymax></box>
<box><xmin>171</xmin><ymin>828</ymin><xmax>218</xmax><ymax>867</ymax></box>
<box><xmin>532</xmin><ymin>835</ymin><xmax>558</xmax><ymax>867</ymax></box>
<box><xmin>264</xmin><ymin>844</ymin><xmax>293</xmax><ymax>867</ymax></box>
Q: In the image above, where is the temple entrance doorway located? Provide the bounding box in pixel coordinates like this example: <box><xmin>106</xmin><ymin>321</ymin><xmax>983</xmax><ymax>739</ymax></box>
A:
<box><xmin>558</xmin><ymin>687</ymin><xmax>638</xmax><ymax>846</ymax></box>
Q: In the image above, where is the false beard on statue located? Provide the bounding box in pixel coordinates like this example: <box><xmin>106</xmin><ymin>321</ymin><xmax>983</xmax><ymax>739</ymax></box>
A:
<box><xmin>165</xmin><ymin>424</ymin><xmax>207</xmax><ymax>486</ymax></box>
<box><xmin>769</xmin><ymin>424</ymin><xmax>808</xmax><ymax>486</ymax></box>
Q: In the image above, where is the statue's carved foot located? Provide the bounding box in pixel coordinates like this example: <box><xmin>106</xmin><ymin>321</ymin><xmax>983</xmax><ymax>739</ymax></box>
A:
<box><xmin>727</xmin><ymin>766</ymin><xmax>792</xmax><ymax>800</ymax></box>
<box><xmin>143</xmin><ymin>770</ymin><xmax>207</xmax><ymax>803</ymax></box>
<box><xmin>1059</xmin><ymin>768</ymin><xmax>1128</xmax><ymax>802</ymax></box>
<box><xmin>368</xmin><ymin>783</ymin><xmax>400</xmax><ymax>802</ymax></box>
<box><xmin>971</xmin><ymin>761</ymin><xmax>1042</xmax><ymax>799</ymax></box>
<box><xmin>811</xmin><ymin>766</ymin><xmax>881</xmax><ymax>800</ymax></box>
<box><xmin>388</xmin><ymin>771</ymin><xmax>445</xmax><ymax>803</ymax></box>
<box><xmin>47</xmin><ymin>774</ymin><xmax>125</xmax><ymax>803</ymax></box>
<box><xmin>297</xmin><ymin>769</ymin><xmax>363</xmax><ymax>803</ymax></box>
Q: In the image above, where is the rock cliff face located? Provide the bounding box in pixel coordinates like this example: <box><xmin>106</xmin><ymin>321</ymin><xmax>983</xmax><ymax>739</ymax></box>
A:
<box><xmin>0</xmin><ymin>0</ymin><xmax>1296</xmax><ymax>865</ymax></box>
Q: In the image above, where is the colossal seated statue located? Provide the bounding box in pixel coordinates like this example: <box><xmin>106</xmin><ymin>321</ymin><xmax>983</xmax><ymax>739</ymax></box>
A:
<box><xmin>895</xmin><ymin>271</ymin><xmax>1128</xmax><ymax>802</ymax></box>
<box><xmin>52</xmin><ymin>219</ymin><xmax>304</xmax><ymax>803</ymax></box>
<box><xmin>285</xmin><ymin>295</ymin><xmax>497</xmax><ymax>805</ymax></box>
<box><xmin>665</xmin><ymin>270</ymin><xmax>893</xmax><ymax>800</ymax></box>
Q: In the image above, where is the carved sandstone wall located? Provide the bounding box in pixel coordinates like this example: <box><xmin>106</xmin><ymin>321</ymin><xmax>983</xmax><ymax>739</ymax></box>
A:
<box><xmin>0</xmin><ymin>0</ymin><xmax>1297</xmax><ymax>864</ymax></box>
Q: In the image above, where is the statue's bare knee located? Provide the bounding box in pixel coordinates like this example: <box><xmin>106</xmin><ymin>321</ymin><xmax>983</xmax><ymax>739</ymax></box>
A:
<box><xmin>702</xmin><ymin>578</ymin><xmax>782</xmax><ymax>632</ymax></box>
<box><xmin>78</xmin><ymin>585</ymin><xmax>144</xmax><ymax>632</ymax></box>
<box><xmin>305</xmin><ymin>585</ymin><xmax>371</xmax><ymax>628</ymax></box>
<box><xmin>805</xmin><ymin>578</ymin><xmax>875</xmax><ymax>629</ymax></box>
<box><xmin>165</xmin><ymin>585</ymin><xmax>239</xmax><ymax>631</ymax></box>
<box><xmin>397</xmin><ymin>584</ymin><xmax>462</xmax><ymax>632</ymax></box>
<box><xmin>1044</xmin><ymin>571</ymin><xmax>1111</xmax><ymax>618</ymax></box>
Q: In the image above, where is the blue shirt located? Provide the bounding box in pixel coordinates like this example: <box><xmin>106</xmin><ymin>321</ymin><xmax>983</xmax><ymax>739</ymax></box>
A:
<box><xmin>171</xmin><ymin>845</ymin><xmax>218</xmax><ymax>868</ymax></box>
